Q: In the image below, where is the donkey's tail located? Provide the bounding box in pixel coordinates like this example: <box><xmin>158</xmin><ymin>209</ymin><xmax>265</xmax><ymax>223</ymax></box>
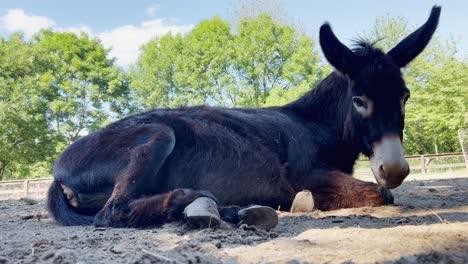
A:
<box><xmin>47</xmin><ymin>180</ymin><xmax>95</xmax><ymax>226</ymax></box>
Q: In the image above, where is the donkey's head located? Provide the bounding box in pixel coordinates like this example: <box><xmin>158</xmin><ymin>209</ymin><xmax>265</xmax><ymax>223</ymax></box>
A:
<box><xmin>319</xmin><ymin>6</ymin><xmax>441</xmax><ymax>189</ymax></box>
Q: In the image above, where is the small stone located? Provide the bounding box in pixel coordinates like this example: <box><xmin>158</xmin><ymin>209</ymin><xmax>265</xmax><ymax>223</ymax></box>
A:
<box><xmin>290</xmin><ymin>190</ymin><xmax>315</xmax><ymax>213</ymax></box>
<box><xmin>428</xmin><ymin>188</ymin><xmax>438</xmax><ymax>193</ymax></box>
<box><xmin>21</xmin><ymin>197</ymin><xmax>39</xmax><ymax>205</ymax></box>
<box><xmin>244</xmin><ymin>235</ymin><xmax>262</xmax><ymax>241</ymax></box>
<box><xmin>286</xmin><ymin>259</ymin><xmax>304</xmax><ymax>264</ymax></box>
<box><xmin>21</xmin><ymin>215</ymin><xmax>35</xmax><ymax>220</ymax></box>
<box><xmin>215</xmin><ymin>242</ymin><xmax>222</xmax><ymax>249</ymax></box>
<box><xmin>110</xmin><ymin>245</ymin><xmax>124</xmax><ymax>254</ymax></box>
<box><xmin>396</xmin><ymin>218</ymin><xmax>410</xmax><ymax>225</ymax></box>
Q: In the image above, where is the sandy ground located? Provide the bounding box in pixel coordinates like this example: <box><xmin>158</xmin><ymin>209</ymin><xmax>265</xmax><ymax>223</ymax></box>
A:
<box><xmin>0</xmin><ymin>172</ymin><xmax>467</xmax><ymax>264</ymax></box>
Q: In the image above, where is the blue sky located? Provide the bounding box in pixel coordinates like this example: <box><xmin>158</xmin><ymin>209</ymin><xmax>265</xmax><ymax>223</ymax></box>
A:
<box><xmin>0</xmin><ymin>0</ymin><xmax>466</xmax><ymax>67</ymax></box>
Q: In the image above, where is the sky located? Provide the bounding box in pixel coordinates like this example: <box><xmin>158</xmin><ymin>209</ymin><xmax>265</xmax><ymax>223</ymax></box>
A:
<box><xmin>0</xmin><ymin>0</ymin><xmax>466</xmax><ymax>68</ymax></box>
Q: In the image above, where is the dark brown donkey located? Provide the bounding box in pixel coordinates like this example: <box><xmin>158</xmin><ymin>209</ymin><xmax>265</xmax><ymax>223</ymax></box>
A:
<box><xmin>47</xmin><ymin>6</ymin><xmax>441</xmax><ymax>228</ymax></box>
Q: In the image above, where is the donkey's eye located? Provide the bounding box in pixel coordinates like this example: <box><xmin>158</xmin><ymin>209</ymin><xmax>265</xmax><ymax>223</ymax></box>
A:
<box><xmin>352</xmin><ymin>96</ymin><xmax>373</xmax><ymax>117</ymax></box>
<box><xmin>352</xmin><ymin>97</ymin><xmax>366</xmax><ymax>108</ymax></box>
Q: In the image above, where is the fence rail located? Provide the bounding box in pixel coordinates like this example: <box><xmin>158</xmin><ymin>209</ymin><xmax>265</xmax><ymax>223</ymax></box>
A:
<box><xmin>355</xmin><ymin>152</ymin><xmax>467</xmax><ymax>177</ymax></box>
<box><xmin>0</xmin><ymin>178</ymin><xmax>53</xmax><ymax>200</ymax></box>
<box><xmin>1</xmin><ymin>153</ymin><xmax>467</xmax><ymax>201</ymax></box>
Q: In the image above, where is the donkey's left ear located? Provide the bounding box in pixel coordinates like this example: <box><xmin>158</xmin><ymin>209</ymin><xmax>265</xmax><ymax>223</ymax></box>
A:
<box><xmin>388</xmin><ymin>6</ymin><xmax>441</xmax><ymax>67</ymax></box>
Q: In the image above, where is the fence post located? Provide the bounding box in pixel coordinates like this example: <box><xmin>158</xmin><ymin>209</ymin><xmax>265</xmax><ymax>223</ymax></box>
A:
<box><xmin>465</xmin><ymin>153</ymin><xmax>468</xmax><ymax>171</ymax></box>
<box><xmin>420</xmin><ymin>155</ymin><xmax>426</xmax><ymax>175</ymax></box>
<box><xmin>458</xmin><ymin>131</ymin><xmax>468</xmax><ymax>171</ymax></box>
<box><xmin>24</xmin><ymin>180</ymin><xmax>29</xmax><ymax>197</ymax></box>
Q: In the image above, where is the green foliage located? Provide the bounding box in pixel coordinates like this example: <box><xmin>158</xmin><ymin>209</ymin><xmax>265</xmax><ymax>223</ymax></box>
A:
<box><xmin>231</xmin><ymin>15</ymin><xmax>323</xmax><ymax>106</ymax></box>
<box><xmin>365</xmin><ymin>16</ymin><xmax>468</xmax><ymax>154</ymax></box>
<box><xmin>131</xmin><ymin>18</ymin><xmax>233</xmax><ymax>108</ymax></box>
<box><xmin>34</xmin><ymin>30</ymin><xmax>131</xmax><ymax>143</ymax></box>
<box><xmin>131</xmin><ymin>15</ymin><xmax>323</xmax><ymax>108</ymax></box>
<box><xmin>0</xmin><ymin>31</ymin><xmax>129</xmax><ymax>180</ymax></box>
<box><xmin>0</xmin><ymin>33</ymin><xmax>57</xmax><ymax>179</ymax></box>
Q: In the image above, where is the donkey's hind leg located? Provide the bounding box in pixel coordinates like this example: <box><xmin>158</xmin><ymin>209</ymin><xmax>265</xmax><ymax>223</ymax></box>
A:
<box><xmin>93</xmin><ymin>124</ymin><xmax>183</xmax><ymax>227</ymax></box>
<box><xmin>312</xmin><ymin>171</ymin><xmax>393</xmax><ymax>211</ymax></box>
<box><xmin>122</xmin><ymin>189</ymin><xmax>217</xmax><ymax>227</ymax></box>
<box><xmin>120</xmin><ymin>192</ymin><xmax>278</xmax><ymax>229</ymax></box>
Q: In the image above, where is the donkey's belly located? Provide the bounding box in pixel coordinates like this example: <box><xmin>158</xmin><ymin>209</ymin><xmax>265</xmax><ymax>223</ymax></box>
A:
<box><xmin>160</xmin><ymin>161</ymin><xmax>293</xmax><ymax>209</ymax></box>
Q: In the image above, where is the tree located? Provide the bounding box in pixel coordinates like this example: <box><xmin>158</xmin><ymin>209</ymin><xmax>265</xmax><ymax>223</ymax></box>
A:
<box><xmin>131</xmin><ymin>18</ymin><xmax>233</xmax><ymax>108</ymax></box>
<box><xmin>263</xmin><ymin>64</ymin><xmax>332</xmax><ymax>107</ymax></box>
<box><xmin>228</xmin><ymin>0</ymin><xmax>293</xmax><ymax>30</ymax></box>
<box><xmin>0</xmin><ymin>31</ymin><xmax>131</xmax><ymax>180</ymax></box>
<box><xmin>0</xmin><ymin>33</ymin><xmax>56</xmax><ymax>180</ymax></box>
<box><xmin>230</xmin><ymin>14</ymin><xmax>323</xmax><ymax>106</ymax></box>
<box><xmin>35</xmin><ymin>30</ymin><xmax>131</xmax><ymax>144</ymax></box>
<box><xmin>366</xmin><ymin>16</ymin><xmax>468</xmax><ymax>154</ymax></box>
<box><xmin>131</xmin><ymin>15</ymin><xmax>323</xmax><ymax>109</ymax></box>
<box><xmin>130</xmin><ymin>34</ymin><xmax>184</xmax><ymax>109</ymax></box>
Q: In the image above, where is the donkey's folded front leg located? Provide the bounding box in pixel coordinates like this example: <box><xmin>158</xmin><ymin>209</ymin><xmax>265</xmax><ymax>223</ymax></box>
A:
<box><xmin>94</xmin><ymin>189</ymin><xmax>216</xmax><ymax>228</ymax></box>
<box><xmin>312</xmin><ymin>171</ymin><xmax>393</xmax><ymax>211</ymax></box>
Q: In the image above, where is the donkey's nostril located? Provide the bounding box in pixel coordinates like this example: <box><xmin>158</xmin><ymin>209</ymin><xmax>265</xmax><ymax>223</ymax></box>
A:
<box><xmin>379</xmin><ymin>164</ymin><xmax>386</xmax><ymax>176</ymax></box>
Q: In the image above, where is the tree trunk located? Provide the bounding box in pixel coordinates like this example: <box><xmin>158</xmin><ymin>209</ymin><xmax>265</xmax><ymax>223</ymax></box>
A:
<box><xmin>0</xmin><ymin>161</ymin><xmax>8</xmax><ymax>181</ymax></box>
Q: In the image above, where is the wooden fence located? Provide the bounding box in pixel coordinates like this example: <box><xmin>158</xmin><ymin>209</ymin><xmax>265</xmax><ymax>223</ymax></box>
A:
<box><xmin>0</xmin><ymin>153</ymin><xmax>467</xmax><ymax>201</ymax></box>
<box><xmin>0</xmin><ymin>178</ymin><xmax>53</xmax><ymax>201</ymax></box>
<box><xmin>355</xmin><ymin>152</ymin><xmax>467</xmax><ymax>177</ymax></box>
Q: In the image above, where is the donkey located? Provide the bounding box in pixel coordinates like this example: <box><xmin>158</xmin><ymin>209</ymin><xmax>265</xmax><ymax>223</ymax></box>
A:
<box><xmin>47</xmin><ymin>6</ymin><xmax>441</xmax><ymax>228</ymax></box>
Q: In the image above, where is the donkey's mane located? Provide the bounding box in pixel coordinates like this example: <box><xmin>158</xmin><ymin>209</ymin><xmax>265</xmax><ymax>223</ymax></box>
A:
<box><xmin>351</xmin><ymin>38</ymin><xmax>385</xmax><ymax>58</ymax></box>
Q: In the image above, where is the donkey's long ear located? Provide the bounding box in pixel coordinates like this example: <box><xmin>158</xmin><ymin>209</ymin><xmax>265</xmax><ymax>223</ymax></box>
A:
<box><xmin>388</xmin><ymin>6</ymin><xmax>441</xmax><ymax>67</ymax></box>
<box><xmin>320</xmin><ymin>23</ymin><xmax>359</xmax><ymax>75</ymax></box>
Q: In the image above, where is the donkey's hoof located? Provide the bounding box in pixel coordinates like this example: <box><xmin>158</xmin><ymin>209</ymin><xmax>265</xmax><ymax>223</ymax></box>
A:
<box><xmin>238</xmin><ymin>205</ymin><xmax>278</xmax><ymax>230</ymax></box>
<box><xmin>378</xmin><ymin>186</ymin><xmax>394</xmax><ymax>205</ymax></box>
<box><xmin>183</xmin><ymin>197</ymin><xmax>221</xmax><ymax>228</ymax></box>
<box><xmin>290</xmin><ymin>190</ymin><xmax>315</xmax><ymax>213</ymax></box>
<box><xmin>94</xmin><ymin>206</ymin><xmax>113</xmax><ymax>227</ymax></box>
<box><xmin>94</xmin><ymin>214</ymin><xmax>108</xmax><ymax>227</ymax></box>
<box><xmin>94</xmin><ymin>199</ymin><xmax>130</xmax><ymax>228</ymax></box>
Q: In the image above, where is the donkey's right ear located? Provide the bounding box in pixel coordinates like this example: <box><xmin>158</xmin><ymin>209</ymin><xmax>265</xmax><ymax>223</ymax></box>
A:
<box><xmin>320</xmin><ymin>23</ymin><xmax>359</xmax><ymax>76</ymax></box>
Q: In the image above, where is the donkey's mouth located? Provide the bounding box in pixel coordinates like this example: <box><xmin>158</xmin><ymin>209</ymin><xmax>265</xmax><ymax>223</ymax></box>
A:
<box><xmin>370</xmin><ymin>135</ymin><xmax>410</xmax><ymax>189</ymax></box>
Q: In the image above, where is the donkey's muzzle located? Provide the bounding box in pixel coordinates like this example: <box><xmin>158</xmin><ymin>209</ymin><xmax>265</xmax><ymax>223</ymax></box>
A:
<box><xmin>370</xmin><ymin>135</ymin><xmax>410</xmax><ymax>189</ymax></box>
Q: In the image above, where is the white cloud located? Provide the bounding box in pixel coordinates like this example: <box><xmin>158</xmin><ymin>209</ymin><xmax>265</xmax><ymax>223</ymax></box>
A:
<box><xmin>98</xmin><ymin>19</ymin><xmax>193</xmax><ymax>67</ymax></box>
<box><xmin>146</xmin><ymin>4</ymin><xmax>160</xmax><ymax>17</ymax></box>
<box><xmin>0</xmin><ymin>8</ymin><xmax>193</xmax><ymax>67</ymax></box>
<box><xmin>57</xmin><ymin>24</ymin><xmax>93</xmax><ymax>36</ymax></box>
<box><xmin>1</xmin><ymin>9</ymin><xmax>56</xmax><ymax>37</ymax></box>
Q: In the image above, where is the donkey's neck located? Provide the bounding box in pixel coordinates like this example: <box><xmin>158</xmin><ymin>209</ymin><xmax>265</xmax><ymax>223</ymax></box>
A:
<box><xmin>284</xmin><ymin>72</ymin><xmax>361</xmax><ymax>173</ymax></box>
<box><xmin>285</xmin><ymin>72</ymin><xmax>351</xmax><ymax>131</ymax></box>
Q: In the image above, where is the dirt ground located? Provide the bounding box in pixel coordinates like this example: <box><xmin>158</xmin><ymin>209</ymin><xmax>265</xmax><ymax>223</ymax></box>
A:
<box><xmin>1</xmin><ymin>173</ymin><xmax>467</xmax><ymax>264</ymax></box>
